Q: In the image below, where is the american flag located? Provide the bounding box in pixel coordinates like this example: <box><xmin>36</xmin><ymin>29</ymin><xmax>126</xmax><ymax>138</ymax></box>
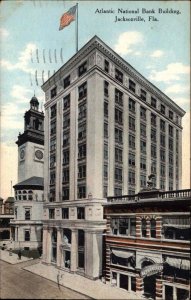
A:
<box><xmin>59</xmin><ymin>5</ymin><xmax>77</xmax><ymax>31</ymax></box>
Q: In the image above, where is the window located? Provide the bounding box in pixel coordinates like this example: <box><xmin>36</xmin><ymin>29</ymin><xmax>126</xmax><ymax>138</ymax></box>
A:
<box><xmin>50</xmin><ymin>120</ymin><xmax>56</xmax><ymax>135</ymax></box>
<box><xmin>169</xmin><ymin>110</ymin><xmax>173</xmax><ymax>120</ymax></box>
<box><xmin>78</xmin><ymin>165</ymin><xmax>86</xmax><ymax>179</ymax></box>
<box><xmin>169</xmin><ymin>166</ymin><xmax>173</xmax><ymax>178</ymax></box>
<box><xmin>114</xmin><ymin>187</ymin><xmax>122</xmax><ymax>196</ymax></box>
<box><xmin>104</xmin><ymin>59</ymin><xmax>109</xmax><ymax>73</ymax></box>
<box><xmin>115</xmin><ymin>89</ymin><xmax>123</xmax><ymax>106</ymax></box>
<box><xmin>104</xmin><ymin>122</ymin><xmax>108</xmax><ymax>137</ymax></box>
<box><xmin>78</xmin><ymin>144</ymin><xmax>86</xmax><ymax>159</ymax></box>
<box><xmin>161</xmin><ymin>104</ymin><xmax>166</xmax><ymax>115</ymax></box>
<box><xmin>78</xmin><ymin>82</ymin><xmax>87</xmax><ymax>99</ymax></box>
<box><xmin>160</xmin><ymin>134</ymin><xmax>165</xmax><ymax>147</ymax></box>
<box><xmin>104</xmin><ymin>101</ymin><xmax>108</xmax><ymax>117</ymax></box>
<box><xmin>129</xmin><ymin>98</ymin><xmax>135</xmax><ymax>113</ymax></box>
<box><xmin>103</xmin><ymin>186</ymin><xmax>108</xmax><ymax>198</ymax></box>
<box><xmin>24</xmin><ymin>230</ymin><xmax>30</xmax><ymax>241</ymax></box>
<box><xmin>140</xmin><ymin>140</ymin><xmax>146</xmax><ymax>153</ymax></box>
<box><xmin>169</xmin><ymin>153</ymin><xmax>173</xmax><ymax>165</ymax></box>
<box><xmin>63</xmin><ymin>113</ymin><xmax>70</xmax><ymax>128</ymax></box>
<box><xmin>104</xmin><ymin>143</ymin><xmax>108</xmax><ymax>160</ymax></box>
<box><xmin>151</xmin><ymin>113</ymin><xmax>156</xmax><ymax>127</ymax></box>
<box><xmin>129</xmin><ymin>153</ymin><xmax>135</xmax><ymax>167</ymax></box>
<box><xmin>49</xmin><ymin>189</ymin><xmax>55</xmax><ymax>202</ymax></box>
<box><xmin>63</xmin><ymin>228</ymin><xmax>71</xmax><ymax>244</ymax></box>
<box><xmin>140</xmin><ymin>123</ymin><xmax>146</xmax><ymax>137</ymax></box>
<box><xmin>160</xmin><ymin>179</ymin><xmax>165</xmax><ymax>190</ymax></box>
<box><xmin>151</xmin><ymin>144</ymin><xmax>157</xmax><ymax>158</ymax></box>
<box><xmin>129</xmin><ymin>171</ymin><xmax>135</xmax><ymax>185</ymax></box>
<box><xmin>142</xmin><ymin>219</ymin><xmax>147</xmax><ymax>237</ymax></box>
<box><xmin>78</xmin><ymin>230</ymin><xmax>85</xmax><ymax>268</ymax></box>
<box><xmin>140</xmin><ymin>174</ymin><xmax>146</xmax><ymax>187</ymax></box>
<box><xmin>115</xmin><ymin>128</ymin><xmax>123</xmax><ymax>144</ymax></box>
<box><xmin>140</xmin><ymin>106</ymin><xmax>146</xmax><ymax>120</ymax></box>
<box><xmin>151</xmin><ymin>97</ymin><xmax>157</xmax><ymax>108</ymax></box>
<box><xmin>62</xmin><ymin>208</ymin><xmax>69</xmax><ymax>219</ymax></box>
<box><xmin>63</xmin><ymin>94</ymin><xmax>70</xmax><ymax>110</ymax></box>
<box><xmin>115</xmin><ymin>167</ymin><xmax>122</xmax><ymax>181</ymax></box>
<box><xmin>50</xmin><ymin>172</ymin><xmax>56</xmax><ymax>185</ymax></box>
<box><xmin>104</xmin><ymin>80</ymin><xmax>109</xmax><ymax>96</ymax></box>
<box><xmin>129</xmin><ymin>116</ymin><xmax>135</xmax><ymax>131</ymax></box>
<box><xmin>51</xmin><ymin>104</ymin><xmax>57</xmax><ymax>118</ymax></box>
<box><xmin>78</xmin><ymin>61</ymin><xmax>87</xmax><ymax>77</ymax></box>
<box><xmin>115</xmin><ymin>68</ymin><xmax>123</xmax><ymax>83</ymax></box>
<box><xmin>150</xmin><ymin>219</ymin><xmax>156</xmax><ymax>238</ymax></box>
<box><xmin>62</xmin><ymin>187</ymin><xmax>69</xmax><ymax>201</ymax></box>
<box><xmin>49</xmin><ymin>208</ymin><xmax>55</xmax><ymax>219</ymax></box>
<box><xmin>140</xmin><ymin>157</ymin><xmax>146</xmax><ymax>170</ymax></box>
<box><xmin>160</xmin><ymin>149</ymin><xmax>165</xmax><ymax>162</ymax></box>
<box><xmin>129</xmin><ymin>134</ymin><xmax>135</xmax><ymax>149</ymax></box>
<box><xmin>78</xmin><ymin>123</ymin><xmax>86</xmax><ymax>140</ymax></box>
<box><xmin>151</xmin><ymin>128</ymin><xmax>156</xmax><ymax>142</ymax></box>
<box><xmin>25</xmin><ymin>208</ymin><xmax>31</xmax><ymax>220</ymax></box>
<box><xmin>151</xmin><ymin>161</ymin><xmax>156</xmax><ymax>174</ymax></box>
<box><xmin>115</xmin><ymin>108</ymin><xmax>123</xmax><ymax>124</ymax></box>
<box><xmin>129</xmin><ymin>79</ymin><xmax>136</xmax><ymax>93</ymax></box>
<box><xmin>115</xmin><ymin>147</ymin><xmax>123</xmax><ymax>162</ymax></box>
<box><xmin>63</xmin><ymin>150</ymin><xmax>69</xmax><ymax>165</ymax></box>
<box><xmin>140</xmin><ymin>89</ymin><xmax>147</xmax><ymax>101</ymax></box>
<box><xmin>169</xmin><ymin>138</ymin><xmax>173</xmax><ymax>151</ymax></box>
<box><xmin>111</xmin><ymin>218</ymin><xmax>136</xmax><ymax>236</ymax></box>
<box><xmin>51</xmin><ymin>87</ymin><xmax>57</xmax><ymax>99</ymax></box>
<box><xmin>63</xmin><ymin>132</ymin><xmax>70</xmax><ymax>146</ymax></box>
<box><xmin>63</xmin><ymin>75</ymin><xmax>70</xmax><ymax>89</ymax></box>
<box><xmin>50</xmin><ymin>138</ymin><xmax>56</xmax><ymax>151</ymax></box>
<box><xmin>104</xmin><ymin>164</ymin><xmax>108</xmax><ymax>178</ymax></box>
<box><xmin>63</xmin><ymin>168</ymin><xmax>69</xmax><ymax>183</ymax></box>
<box><xmin>77</xmin><ymin>207</ymin><xmax>85</xmax><ymax>219</ymax></box>
<box><xmin>78</xmin><ymin>102</ymin><xmax>86</xmax><ymax>119</ymax></box>
<box><xmin>50</xmin><ymin>154</ymin><xmax>56</xmax><ymax>168</ymax></box>
<box><xmin>160</xmin><ymin>119</ymin><xmax>165</xmax><ymax>132</ymax></box>
<box><xmin>169</xmin><ymin>125</ymin><xmax>173</xmax><ymax>137</ymax></box>
<box><xmin>78</xmin><ymin>186</ymin><xmax>86</xmax><ymax>199</ymax></box>
<box><xmin>160</xmin><ymin>164</ymin><xmax>165</xmax><ymax>177</ymax></box>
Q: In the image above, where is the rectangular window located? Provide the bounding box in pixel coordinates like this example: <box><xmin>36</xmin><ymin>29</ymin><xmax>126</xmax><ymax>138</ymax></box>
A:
<box><xmin>140</xmin><ymin>174</ymin><xmax>146</xmax><ymax>187</ymax></box>
<box><xmin>115</xmin><ymin>89</ymin><xmax>123</xmax><ymax>106</ymax></box>
<box><xmin>49</xmin><ymin>189</ymin><xmax>55</xmax><ymax>202</ymax></box>
<box><xmin>78</xmin><ymin>165</ymin><xmax>86</xmax><ymax>179</ymax></box>
<box><xmin>50</xmin><ymin>104</ymin><xmax>57</xmax><ymax>118</ymax></box>
<box><xmin>151</xmin><ymin>161</ymin><xmax>156</xmax><ymax>174</ymax></box>
<box><xmin>50</xmin><ymin>120</ymin><xmax>56</xmax><ymax>135</ymax></box>
<box><xmin>129</xmin><ymin>116</ymin><xmax>135</xmax><ymax>131</ymax></box>
<box><xmin>78</xmin><ymin>61</ymin><xmax>87</xmax><ymax>77</ymax></box>
<box><xmin>51</xmin><ymin>87</ymin><xmax>57</xmax><ymax>99</ymax></box>
<box><xmin>160</xmin><ymin>149</ymin><xmax>165</xmax><ymax>162</ymax></box>
<box><xmin>140</xmin><ymin>89</ymin><xmax>147</xmax><ymax>101</ymax></box>
<box><xmin>129</xmin><ymin>79</ymin><xmax>136</xmax><ymax>93</ymax></box>
<box><xmin>62</xmin><ymin>208</ymin><xmax>69</xmax><ymax>219</ymax></box>
<box><xmin>63</xmin><ymin>168</ymin><xmax>69</xmax><ymax>183</ymax></box>
<box><xmin>129</xmin><ymin>134</ymin><xmax>135</xmax><ymax>149</ymax></box>
<box><xmin>140</xmin><ymin>157</ymin><xmax>146</xmax><ymax>170</ymax></box>
<box><xmin>151</xmin><ymin>97</ymin><xmax>157</xmax><ymax>108</ymax></box>
<box><xmin>169</xmin><ymin>125</ymin><xmax>173</xmax><ymax>137</ymax></box>
<box><xmin>50</xmin><ymin>172</ymin><xmax>56</xmax><ymax>185</ymax></box>
<box><xmin>25</xmin><ymin>208</ymin><xmax>31</xmax><ymax>220</ymax></box>
<box><xmin>151</xmin><ymin>113</ymin><xmax>156</xmax><ymax>127</ymax></box>
<box><xmin>63</xmin><ymin>94</ymin><xmax>70</xmax><ymax>109</ymax></box>
<box><xmin>104</xmin><ymin>101</ymin><xmax>108</xmax><ymax>117</ymax></box>
<box><xmin>115</xmin><ymin>108</ymin><xmax>123</xmax><ymax>124</ymax></box>
<box><xmin>78</xmin><ymin>82</ymin><xmax>87</xmax><ymax>99</ymax></box>
<box><xmin>151</xmin><ymin>144</ymin><xmax>157</xmax><ymax>158</ymax></box>
<box><xmin>104</xmin><ymin>143</ymin><xmax>108</xmax><ymax>160</ymax></box>
<box><xmin>115</xmin><ymin>147</ymin><xmax>123</xmax><ymax>162</ymax></box>
<box><xmin>78</xmin><ymin>102</ymin><xmax>86</xmax><ymax>119</ymax></box>
<box><xmin>161</xmin><ymin>104</ymin><xmax>166</xmax><ymax>115</ymax></box>
<box><xmin>114</xmin><ymin>187</ymin><xmax>122</xmax><ymax>196</ymax></box>
<box><xmin>104</xmin><ymin>164</ymin><xmax>108</xmax><ymax>179</ymax></box>
<box><xmin>140</xmin><ymin>140</ymin><xmax>146</xmax><ymax>154</ymax></box>
<box><xmin>115</xmin><ymin>128</ymin><xmax>123</xmax><ymax>144</ymax></box>
<box><xmin>160</xmin><ymin>164</ymin><xmax>165</xmax><ymax>177</ymax></box>
<box><xmin>104</xmin><ymin>59</ymin><xmax>109</xmax><ymax>73</ymax></box>
<box><xmin>129</xmin><ymin>98</ymin><xmax>135</xmax><ymax>113</ymax></box>
<box><xmin>140</xmin><ymin>123</ymin><xmax>146</xmax><ymax>137</ymax></box>
<box><xmin>169</xmin><ymin>138</ymin><xmax>173</xmax><ymax>151</ymax></box>
<box><xmin>104</xmin><ymin>80</ymin><xmax>109</xmax><ymax>96</ymax></box>
<box><xmin>169</xmin><ymin>110</ymin><xmax>174</xmax><ymax>120</ymax></box>
<box><xmin>78</xmin><ymin>186</ymin><xmax>86</xmax><ymax>199</ymax></box>
<box><xmin>78</xmin><ymin>123</ymin><xmax>86</xmax><ymax>140</ymax></box>
<box><xmin>63</xmin><ymin>113</ymin><xmax>70</xmax><ymax>128</ymax></box>
<box><xmin>50</xmin><ymin>154</ymin><xmax>56</xmax><ymax>168</ymax></box>
<box><xmin>115</xmin><ymin>68</ymin><xmax>123</xmax><ymax>83</ymax></box>
<box><xmin>63</xmin><ymin>150</ymin><xmax>69</xmax><ymax>165</ymax></box>
<box><xmin>50</xmin><ymin>138</ymin><xmax>56</xmax><ymax>151</ymax></box>
<box><xmin>169</xmin><ymin>166</ymin><xmax>174</xmax><ymax>178</ymax></box>
<box><xmin>104</xmin><ymin>122</ymin><xmax>108</xmax><ymax>137</ymax></box>
<box><xmin>140</xmin><ymin>106</ymin><xmax>146</xmax><ymax>120</ymax></box>
<box><xmin>115</xmin><ymin>167</ymin><xmax>122</xmax><ymax>181</ymax></box>
<box><xmin>151</xmin><ymin>128</ymin><xmax>156</xmax><ymax>142</ymax></box>
<box><xmin>77</xmin><ymin>207</ymin><xmax>85</xmax><ymax>219</ymax></box>
<box><xmin>62</xmin><ymin>187</ymin><xmax>69</xmax><ymax>201</ymax></box>
<box><xmin>63</xmin><ymin>132</ymin><xmax>70</xmax><ymax>146</ymax></box>
<box><xmin>160</xmin><ymin>134</ymin><xmax>165</xmax><ymax>147</ymax></box>
<box><xmin>160</xmin><ymin>119</ymin><xmax>165</xmax><ymax>132</ymax></box>
<box><xmin>78</xmin><ymin>144</ymin><xmax>86</xmax><ymax>159</ymax></box>
<box><xmin>169</xmin><ymin>153</ymin><xmax>173</xmax><ymax>165</ymax></box>
<box><xmin>49</xmin><ymin>208</ymin><xmax>55</xmax><ymax>219</ymax></box>
<box><xmin>129</xmin><ymin>153</ymin><xmax>135</xmax><ymax>167</ymax></box>
<box><xmin>24</xmin><ymin>230</ymin><xmax>30</xmax><ymax>241</ymax></box>
<box><xmin>160</xmin><ymin>179</ymin><xmax>165</xmax><ymax>190</ymax></box>
<box><xmin>63</xmin><ymin>75</ymin><xmax>70</xmax><ymax>89</ymax></box>
<box><xmin>129</xmin><ymin>171</ymin><xmax>135</xmax><ymax>185</ymax></box>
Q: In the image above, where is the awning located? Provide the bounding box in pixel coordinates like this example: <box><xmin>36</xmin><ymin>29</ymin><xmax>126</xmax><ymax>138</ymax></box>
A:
<box><xmin>141</xmin><ymin>263</ymin><xmax>163</xmax><ymax>278</ymax></box>
<box><xmin>163</xmin><ymin>217</ymin><xmax>190</xmax><ymax>229</ymax></box>
<box><xmin>163</xmin><ymin>224</ymin><xmax>190</xmax><ymax>229</ymax></box>
<box><xmin>112</xmin><ymin>249</ymin><xmax>134</xmax><ymax>259</ymax></box>
<box><xmin>166</xmin><ymin>257</ymin><xmax>190</xmax><ymax>270</ymax></box>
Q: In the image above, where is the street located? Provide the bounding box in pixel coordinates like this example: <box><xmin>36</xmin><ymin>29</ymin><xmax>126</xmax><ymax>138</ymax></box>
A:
<box><xmin>0</xmin><ymin>260</ymin><xmax>91</xmax><ymax>299</ymax></box>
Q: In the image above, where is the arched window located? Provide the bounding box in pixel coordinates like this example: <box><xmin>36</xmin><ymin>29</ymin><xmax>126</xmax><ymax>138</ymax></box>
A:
<box><xmin>142</xmin><ymin>219</ymin><xmax>147</xmax><ymax>237</ymax></box>
<box><xmin>23</xmin><ymin>190</ymin><xmax>27</xmax><ymax>200</ymax></box>
<box><xmin>28</xmin><ymin>190</ymin><xmax>33</xmax><ymax>201</ymax></box>
<box><xmin>150</xmin><ymin>219</ymin><xmax>156</xmax><ymax>238</ymax></box>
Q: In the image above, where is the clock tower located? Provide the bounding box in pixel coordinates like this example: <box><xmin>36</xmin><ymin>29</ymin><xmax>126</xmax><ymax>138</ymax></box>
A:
<box><xmin>16</xmin><ymin>95</ymin><xmax>44</xmax><ymax>182</ymax></box>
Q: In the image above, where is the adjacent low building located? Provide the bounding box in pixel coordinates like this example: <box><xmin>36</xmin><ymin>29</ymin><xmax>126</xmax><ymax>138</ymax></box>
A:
<box><xmin>104</xmin><ymin>187</ymin><xmax>191</xmax><ymax>300</ymax></box>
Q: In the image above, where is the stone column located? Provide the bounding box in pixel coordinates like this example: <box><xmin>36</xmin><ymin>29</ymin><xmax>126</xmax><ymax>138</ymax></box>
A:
<box><xmin>46</xmin><ymin>227</ymin><xmax>52</xmax><ymax>264</ymax></box>
<box><xmin>136</xmin><ymin>216</ymin><xmax>141</xmax><ymax>238</ymax></box>
<box><xmin>146</xmin><ymin>219</ymin><xmax>151</xmax><ymax>238</ymax></box>
<box><xmin>136</xmin><ymin>274</ymin><xmax>144</xmax><ymax>294</ymax></box>
<box><xmin>56</xmin><ymin>227</ymin><xmax>62</xmax><ymax>268</ymax></box>
<box><xmin>156</xmin><ymin>276</ymin><xmax>163</xmax><ymax>300</ymax></box>
<box><xmin>70</xmin><ymin>229</ymin><xmax>77</xmax><ymax>272</ymax></box>
<box><xmin>156</xmin><ymin>217</ymin><xmax>162</xmax><ymax>239</ymax></box>
<box><xmin>42</xmin><ymin>226</ymin><xmax>48</xmax><ymax>262</ymax></box>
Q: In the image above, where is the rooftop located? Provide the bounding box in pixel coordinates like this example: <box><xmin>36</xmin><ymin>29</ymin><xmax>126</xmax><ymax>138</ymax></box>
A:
<box><xmin>13</xmin><ymin>176</ymin><xmax>44</xmax><ymax>189</ymax></box>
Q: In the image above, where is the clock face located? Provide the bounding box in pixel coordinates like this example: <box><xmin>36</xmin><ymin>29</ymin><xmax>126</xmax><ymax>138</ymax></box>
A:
<box><xmin>20</xmin><ymin>149</ymin><xmax>25</xmax><ymax>159</ymax></box>
<box><xmin>35</xmin><ymin>150</ymin><xmax>43</xmax><ymax>160</ymax></box>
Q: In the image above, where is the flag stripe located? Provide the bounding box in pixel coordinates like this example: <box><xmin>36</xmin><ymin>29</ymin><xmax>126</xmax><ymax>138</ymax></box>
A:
<box><xmin>59</xmin><ymin>5</ymin><xmax>76</xmax><ymax>30</ymax></box>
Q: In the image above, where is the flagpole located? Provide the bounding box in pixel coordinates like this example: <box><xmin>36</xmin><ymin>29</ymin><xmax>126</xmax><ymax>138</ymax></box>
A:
<box><xmin>76</xmin><ymin>3</ymin><xmax>78</xmax><ymax>53</ymax></box>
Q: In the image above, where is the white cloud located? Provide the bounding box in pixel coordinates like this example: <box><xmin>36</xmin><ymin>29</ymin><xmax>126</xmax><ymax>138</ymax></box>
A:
<box><xmin>10</xmin><ymin>85</ymin><xmax>32</xmax><ymax>103</ymax></box>
<box><xmin>0</xmin><ymin>43</ymin><xmax>36</xmax><ymax>74</ymax></box>
<box><xmin>171</xmin><ymin>97</ymin><xmax>189</xmax><ymax>107</ymax></box>
<box><xmin>165</xmin><ymin>84</ymin><xmax>189</xmax><ymax>94</ymax></box>
<box><xmin>149</xmin><ymin>62</ymin><xmax>190</xmax><ymax>83</ymax></box>
<box><xmin>150</xmin><ymin>50</ymin><xmax>164</xmax><ymax>58</ymax></box>
<box><xmin>1</xmin><ymin>102</ymin><xmax>23</xmax><ymax>130</ymax></box>
<box><xmin>114</xmin><ymin>31</ymin><xmax>143</xmax><ymax>56</ymax></box>
<box><xmin>0</xmin><ymin>28</ymin><xmax>9</xmax><ymax>37</ymax></box>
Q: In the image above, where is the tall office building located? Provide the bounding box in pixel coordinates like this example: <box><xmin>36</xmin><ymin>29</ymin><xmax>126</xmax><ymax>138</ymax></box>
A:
<box><xmin>41</xmin><ymin>36</ymin><xmax>185</xmax><ymax>279</ymax></box>
<box><xmin>11</xmin><ymin>96</ymin><xmax>44</xmax><ymax>252</ymax></box>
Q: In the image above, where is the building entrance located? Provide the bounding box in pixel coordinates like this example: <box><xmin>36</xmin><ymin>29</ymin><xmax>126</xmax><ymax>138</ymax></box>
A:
<box><xmin>144</xmin><ymin>275</ymin><xmax>156</xmax><ymax>299</ymax></box>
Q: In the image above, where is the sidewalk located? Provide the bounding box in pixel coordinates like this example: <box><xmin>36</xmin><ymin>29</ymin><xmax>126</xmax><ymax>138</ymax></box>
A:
<box><xmin>24</xmin><ymin>262</ymin><xmax>144</xmax><ymax>300</ymax></box>
<box><xmin>0</xmin><ymin>249</ymin><xmax>33</xmax><ymax>264</ymax></box>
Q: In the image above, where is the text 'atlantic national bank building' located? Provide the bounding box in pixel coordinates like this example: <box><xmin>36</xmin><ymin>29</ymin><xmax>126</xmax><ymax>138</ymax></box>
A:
<box><xmin>41</xmin><ymin>36</ymin><xmax>185</xmax><ymax>279</ymax></box>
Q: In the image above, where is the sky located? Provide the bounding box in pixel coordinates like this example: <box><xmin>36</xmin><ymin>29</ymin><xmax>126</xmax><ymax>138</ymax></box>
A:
<box><xmin>0</xmin><ymin>0</ymin><xmax>190</xmax><ymax>199</ymax></box>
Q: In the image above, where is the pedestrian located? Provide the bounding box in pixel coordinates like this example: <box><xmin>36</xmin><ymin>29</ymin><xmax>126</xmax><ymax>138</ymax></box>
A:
<box><xmin>18</xmin><ymin>249</ymin><xmax>22</xmax><ymax>260</ymax></box>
